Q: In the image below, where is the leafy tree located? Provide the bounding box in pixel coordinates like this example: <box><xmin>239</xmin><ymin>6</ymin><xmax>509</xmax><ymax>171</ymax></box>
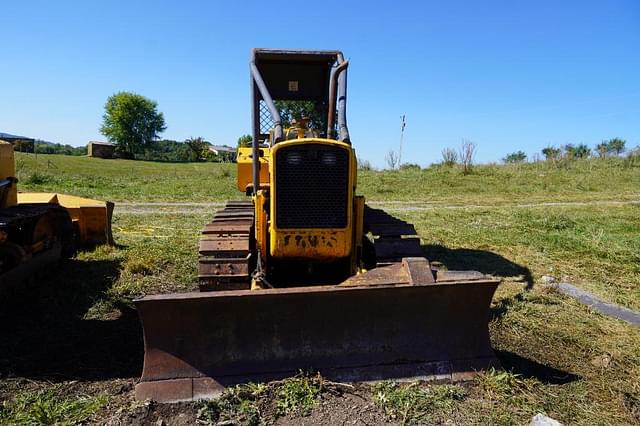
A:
<box><xmin>185</xmin><ymin>137</ymin><xmax>209</xmax><ymax>162</ymax></box>
<box><xmin>607</xmin><ymin>138</ymin><xmax>626</xmax><ymax>156</ymax></box>
<box><xmin>274</xmin><ymin>100</ymin><xmax>325</xmax><ymax>131</ymax></box>
<box><xmin>564</xmin><ymin>143</ymin><xmax>590</xmax><ymax>159</ymax></box>
<box><xmin>34</xmin><ymin>141</ymin><xmax>86</xmax><ymax>156</ymax></box>
<box><xmin>541</xmin><ymin>146</ymin><xmax>561</xmax><ymax>162</ymax></box>
<box><xmin>237</xmin><ymin>134</ymin><xmax>252</xmax><ymax>147</ymax></box>
<box><xmin>100</xmin><ymin>92</ymin><xmax>166</xmax><ymax>156</ymax></box>
<box><xmin>503</xmin><ymin>150</ymin><xmax>527</xmax><ymax>163</ymax></box>
<box><xmin>595</xmin><ymin>141</ymin><xmax>610</xmax><ymax>158</ymax></box>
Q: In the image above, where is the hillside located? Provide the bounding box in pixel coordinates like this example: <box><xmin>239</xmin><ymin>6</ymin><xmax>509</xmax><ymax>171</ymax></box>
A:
<box><xmin>15</xmin><ymin>152</ymin><xmax>640</xmax><ymax>204</ymax></box>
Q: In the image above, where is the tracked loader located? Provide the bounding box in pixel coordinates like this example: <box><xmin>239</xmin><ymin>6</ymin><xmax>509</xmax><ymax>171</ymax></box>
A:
<box><xmin>135</xmin><ymin>49</ymin><xmax>500</xmax><ymax>403</ymax></box>
<box><xmin>0</xmin><ymin>140</ymin><xmax>113</xmax><ymax>288</ymax></box>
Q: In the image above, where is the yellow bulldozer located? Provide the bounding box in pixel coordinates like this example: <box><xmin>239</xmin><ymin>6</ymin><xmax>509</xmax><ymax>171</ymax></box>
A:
<box><xmin>135</xmin><ymin>49</ymin><xmax>500</xmax><ymax>403</ymax></box>
<box><xmin>0</xmin><ymin>140</ymin><xmax>113</xmax><ymax>287</ymax></box>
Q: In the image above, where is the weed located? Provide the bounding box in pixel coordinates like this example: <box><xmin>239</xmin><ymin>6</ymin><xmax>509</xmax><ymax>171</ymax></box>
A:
<box><xmin>24</xmin><ymin>170</ymin><xmax>56</xmax><ymax>185</ymax></box>
<box><xmin>275</xmin><ymin>375</ymin><xmax>321</xmax><ymax>417</ymax></box>
<box><xmin>373</xmin><ymin>381</ymin><xmax>467</xmax><ymax>425</ymax></box>
<box><xmin>197</xmin><ymin>383</ymin><xmax>266</xmax><ymax>426</ymax></box>
<box><xmin>0</xmin><ymin>388</ymin><xmax>108</xmax><ymax>425</ymax></box>
<box><xmin>122</xmin><ymin>255</ymin><xmax>156</xmax><ymax>276</ymax></box>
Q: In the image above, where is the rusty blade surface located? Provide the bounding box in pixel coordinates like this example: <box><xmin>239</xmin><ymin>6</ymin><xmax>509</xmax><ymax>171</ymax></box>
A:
<box><xmin>135</xmin><ymin>274</ymin><xmax>499</xmax><ymax>402</ymax></box>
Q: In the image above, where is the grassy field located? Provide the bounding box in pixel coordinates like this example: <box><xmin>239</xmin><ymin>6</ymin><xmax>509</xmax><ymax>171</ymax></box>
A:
<box><xmin>15</xmin><ymin>152</ymin><xmax>640</xmax><ymax>204</ymax></box>
<box><xmin>1</xmin><ymin>154</ymin><xmax>639</xmax><ymax>424</ymax></box>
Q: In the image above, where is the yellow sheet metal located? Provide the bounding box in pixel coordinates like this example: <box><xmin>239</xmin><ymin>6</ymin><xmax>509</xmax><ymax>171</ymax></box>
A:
<box><xmin>237</xmin><ymin>146</ymin><xmax>270</xmax><ymax>192</ymax></box>
<box><xmin>17</xmin><ymin>192</ymin><xmax>114</xmax><ymax>246</ymax></box>
<box><xmin>0</xmin><ymin>141</ymin><xmax>17</xmax><ymax>208</ymax></box>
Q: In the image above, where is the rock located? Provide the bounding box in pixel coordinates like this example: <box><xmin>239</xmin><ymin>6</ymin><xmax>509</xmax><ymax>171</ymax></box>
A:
<box><xmin>590</xmin><ymin>354</ymin><xmax>611</xmax><ymax>369</ymax></box>
<box><xmin>530</xmin><ymin>413</ymin><xmax>563</xmax><ymax>426</ymax></box>
<box><xmin>540</xmin><ymin>275</ymin><xmax>557</xmax><ymax>284</ymax></box>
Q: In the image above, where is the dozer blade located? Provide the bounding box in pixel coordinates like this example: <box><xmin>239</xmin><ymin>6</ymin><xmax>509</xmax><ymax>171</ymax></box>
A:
<box><xmin>135</xmin><ymin>258</ymin><xmax>500</xmax><ymax>403</ymax></box>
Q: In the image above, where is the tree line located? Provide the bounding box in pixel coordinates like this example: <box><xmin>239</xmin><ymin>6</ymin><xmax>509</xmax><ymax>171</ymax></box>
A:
<box><xmin>503</xmin><ymin>138</ymin><xmax>629</xmax><ymax>163</ymax></box>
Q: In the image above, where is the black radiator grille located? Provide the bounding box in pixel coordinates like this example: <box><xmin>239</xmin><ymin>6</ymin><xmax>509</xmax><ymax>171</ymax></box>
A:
<box><xmin>275</xmin><ymin>144</ymin><xmax>349</xmax><ymax>229</ymax></box>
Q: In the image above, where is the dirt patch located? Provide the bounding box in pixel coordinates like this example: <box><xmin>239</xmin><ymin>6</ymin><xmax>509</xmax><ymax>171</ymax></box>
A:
<box><xmin>273</xmin><ymin>384</ymin><xmax>392</xmax><ymax>426</ymax></box>
<box><xmin>115</xmin><ymin>401</ymin><xmax>201</xmax><ymax>426</ymax></box>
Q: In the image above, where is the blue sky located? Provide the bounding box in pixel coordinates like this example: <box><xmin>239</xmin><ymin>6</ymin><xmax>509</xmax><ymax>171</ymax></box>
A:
<box><xmin>2</xmin><ymin>0</ymin><xmax>639</xmax><ymax>167</ymax></box>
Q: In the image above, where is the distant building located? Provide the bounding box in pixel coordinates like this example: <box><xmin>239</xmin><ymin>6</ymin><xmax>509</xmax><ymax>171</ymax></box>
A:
<box><xmin>87</xmin><ymin>141</ymin><xmax>115</xmax><ymax>159</ymax></box>
<box><xmin>209</xmin><ymin>145</ymin><xmax>237</xmax><ymax>162</ymax></box>
<box><xmin>0</xmin><ymin>132</ymin><xmax>35</xmax><ymax>153</ymax></box>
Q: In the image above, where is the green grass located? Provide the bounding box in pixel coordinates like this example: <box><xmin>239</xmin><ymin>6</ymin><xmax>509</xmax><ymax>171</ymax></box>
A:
<box><xmin>1</xmin><ymin>208</ymin><xmax>637</xmax><ymax>424</ymax></box>
<box><xmin>4</xmin><ymin>153</ymin><xmax>640</xmax><ymax>424</ymax></box>
<box><xmin>85</xmin><ymin>208</ymin><xmax>637</xmax><ymax>424</ymax></box>
<box><xmin>401</xmin><ymin>204</ymin><xmax>640</xmax><ymax>310</ymax></box>
<box><xmin>197</xmin><ymin>375</ymin><xmax>321</xmax><ymax>425</ymax></box>
<box><xmin>359</xmin><ymin>158</ymin><xmax>640</xmax><ymax>204</ymax></box>
<box><xmin>0</xmin><ymin>387</ymin><xmax>108</xmax><ymax>426</ymax></box>
<box><xmin>15</xmin><ymin>153</ymin><xmax>640</xmax><ymax>204</ymax></box>
<box><xmin>15</xmin><ymin>153</ymin><xmax>237</xmax><ymax>202</ymax></box>
<box><xmin>373</xmin><ymin>381</ymin><xmax>467</xmax><ymax>424</ymax></box>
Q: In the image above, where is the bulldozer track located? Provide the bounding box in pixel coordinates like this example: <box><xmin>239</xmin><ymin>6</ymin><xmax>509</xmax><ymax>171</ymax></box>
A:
<box><xmin>197</xmin><ymin>202</ymin><xmax>425</xmax><ymax>290</ymax></box>
<box><xmin>363</xmin><ymin>205</ymin><xmax>423</xmax><ymax>266</ymax></box>
<box><xmin>198</xmin><ymin>200</ymin><xmax>254</xmax><ymax>291</ymax></box>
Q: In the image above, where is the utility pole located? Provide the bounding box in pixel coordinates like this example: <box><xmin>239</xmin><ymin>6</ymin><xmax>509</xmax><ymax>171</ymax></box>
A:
<box><xmin>398</xmin><ymin>115</ymin><xmax>406</xmax><ymax>169</ymax></box>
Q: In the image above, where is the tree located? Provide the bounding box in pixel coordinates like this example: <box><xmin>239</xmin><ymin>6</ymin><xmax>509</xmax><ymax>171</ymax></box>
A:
<box><xmin>607</xmin><ymin>138</ymin><xmax>626</xmax><ymax>156</ymax></box>
<box><xmin>459</xmin><ymin>139</ymin><xmax>476</xmax><ymax>175</ymax></box>
<box><xmin>385</xmin><ymin>150</ymin><xmax>399</xmax><ymax>169</ymax></box>
<box><xmin>100</xmin><ymin>92</ymin><xmax>166</xmax><ymax>156</ymax></box>
<box><xmin>358</xmin><ymin>158</ymin><xmax>373</xmax><ymax>171</ymax></box>
<box><xmin>542</xmin><ymin>146</ymin><xmax>561</xmax><ymax>162</ymax></box>
<box><xmin>564</xmin><ymin>143</ymin><xmax>590</xmax><ymax>159</ymax></box>
<box><xmin>274</xmin><ymin>100</ymin><xmax>325</xmax><ymax>130</ymax></box>
<box><xmin>441</xmin><ymin>148</ymin><xmax>458</xmax><ymax>166</ymax></box>
<box><xmin>237</xmin><ymin>134</ymin><xmax>252</xmax><ymax>147</ymax></box>
<box><xmin>185</xmin><ymin>137</ymin><xmax>209</xmax><ymax>162</ymax></box>
<box><xmin>503</xmin><ymin>150</ymin><xmax>527</xmax><ymax>163</ymax></box>
<box><xmin>595</xmin><ymin>141</ymin><xmax>610</xmax><ymax>158</ymax></box>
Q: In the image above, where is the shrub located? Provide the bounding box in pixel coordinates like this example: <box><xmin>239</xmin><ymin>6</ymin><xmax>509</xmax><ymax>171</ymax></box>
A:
<box><xmin>441</xmin><ymin>148</ymin><xmax>458</xmax><ymax>166</ymax></box>
<box><xmin>385</xmin><ymin>150</ymin><xmax>399</xmax><ymax>169</ymax></box>
<box><xmin>542</xmin><ymin>146</ymin><xmax>561</xmax><ymax>162</ymax></box>
<box><xmin>607</xmin><ymin>138</ymin><xmax>626</xmax><ymax>156</ymax></box>
<box><xmin>400</xmin><ymin>163</ymin><xmax>421</xmax><ymax>171</ymax></box>
<box><xmin>358</xmin><ymin>159</ymin><xmax>373</xmax><ymax>171</ymax></box>
<box><xmin>503</xmin><ymin>151</ymin><xmax>527</xmax><ymax>164</ymax></box>
<box><xmin>459</xmin><ymin>139</ymin><xmax>476</xmax><ymax>174</ymax></box>
<box><xmin>564</xmin><ymin>144</ymin><xmax>590</xmax><ymax>159</ymax></box>
<box><xmin>624</xmin><ymin>146</ymin><xmax>640</xmax><ymax>168</ymax></box>
<box><xmin>25</xmin><ymin>170</ymin><xmax>55</xmax><ymax>185</ymax></box>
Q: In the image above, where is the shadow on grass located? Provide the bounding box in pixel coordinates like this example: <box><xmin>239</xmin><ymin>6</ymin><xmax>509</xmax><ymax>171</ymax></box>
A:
<box><xmin>420</xmin><ymin>244</ymin><xmax>577</xmax><ymax>383</ymax></box>
<box><xmin>495</xmin><ymin>350</ymin><xmax>580</xmax><ymax>385</ymax></box>
<box><xmin>423</xmin><ymin>244</ymin><xmax>533</xmax><ymax>290</ymax></box>
<box><xmin>0</xmin><ymin>257</ymin><xmax>142</xmax><ymax>381</ymax></box>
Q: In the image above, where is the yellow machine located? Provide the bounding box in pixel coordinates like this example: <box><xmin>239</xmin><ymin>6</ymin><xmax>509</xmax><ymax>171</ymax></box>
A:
<box><xmin>0</xmin><ymin>140</ymin><xmax>113</xmax><ymax>287</ymax></box>
<box><xmin>135</xmin><ymin>49</ymin><xmax>500</xmax><ymax>403</ymax></box>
